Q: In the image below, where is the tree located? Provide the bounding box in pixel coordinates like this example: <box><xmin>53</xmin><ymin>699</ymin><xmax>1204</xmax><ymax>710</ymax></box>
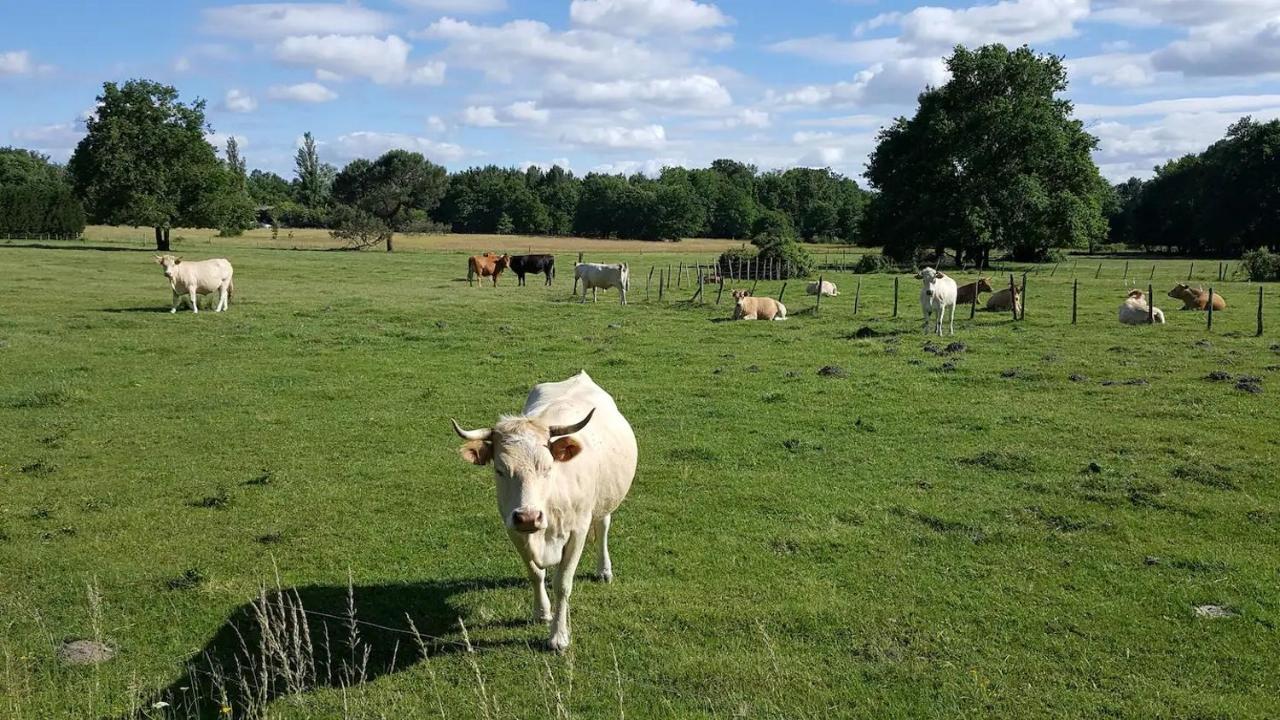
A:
<box><xmin>247</xmin><ymin>170</ymin><xmax>292</xmax><ymax>207</ymax></box>
<box><xmin>225</xmin><ymin>137</ymin><xmax>246</xmax><ymax>184</ymax></box>
<box><xmin>67</xmin><ymin>79</ymin><xmax>222</xmax><ymax>250</ymax></box>
<box><xmin>0</xmin><ymin>147</ymin><xmax>86</xmax><ymax>237</ymax></box>
<box><xmin>293</xmin><ymin>131</ymin><xmax>335</xmax><ymax>209</ymax></box>
<box><xmin>331</xmin><ymin>149</ymin><xmax>448</xmax><ymax>251</ymax></box>
<box><xmin>863</xmin><ymin>44</ymin><xmax>1109</xmax><ymax>266</ymax></box>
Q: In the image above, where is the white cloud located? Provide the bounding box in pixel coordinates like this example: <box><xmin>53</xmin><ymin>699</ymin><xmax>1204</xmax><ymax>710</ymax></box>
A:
<box><xmin>275</xmin><ymin>34</ymin><xmax>444</xmax><ymax>85</ymax></box>
<box><xmin>1077</xmin><ymin>94</ymin><xmax>1280</xmax><ymax>119</ymax></box>
<box><xmin>1067</xmin><ymin>53</ymin><xmax>1156</xmax><ymax>87</ymax></box>
<box><xmin>591</xmin><ymin>156</ymin><xmax>686</xmax><ymax>176</ymax></box>
<box><xmin>315</xmin><ymin>68</ymin><xmax>344</xmax><ymax>82</ymax></box>
<box><xmin>505</xmin><ymin>100</ymin><xmax>549</xmax><ymax>124</ymax></box>
<box><xmin>1090</xmin><ymin>105</ymin><xmax>1280</xmax><ymax>180</ymax></box>
<box><xmin>331</xmin><ymin>131</ymin><xmax>467</xmax><ymax>163</ymax></box>
<box><xmin>544</xmin><ymin>74</ymin><xmax>731</xmax><ymax>110</ymax></box>
<box><xmin>173</xmin><ymin>56</ymin><xmax>192</xmax><ymax>73</ymax></box>
<box><xmin>426</xmin><ymin>115</ymin><xmax>447</xmax><ymax>132</ymax></box>
<box><xmin>569</xmin><ymin>0</ymin><xmax>730</xmax><ymax>36</ymax></box>
<box><xmin>268</xmin><ymin>82</ymin><xmax>338</xmax><ymax>102</ymax></box>
<box><xmin>461</xmin><ymin>105</ymin><xmax>503</xmax><ymax>127</ymax></box>
<box><xmin>420</xmin><ymin>17</ymin><xmax>671</xmax><ymax>82</ymax></box>
<box><xmin>797</xmin><ymin>146</ymin><xmax>846</xmax><ymax>167</ymax></box>
<box><xmin>562</xmin><ymin>124</ymin><xmax>667</xmax><ymax>150</ymax></box>
<box><xmin>795</xmin><ymin>114</ymin><xmax>882</xmax><ymax>128</ymax></box>
<box><xmin>1093</xmin><ymin>1</ymin><xmax>1280</xmax><ymax>29</ymax></box>
<box><xmin>203</xmin><ymin>3</ymin><xmax>391</xmax><ymax>39</ymax></box>
<box><xmin>223</xmin><ymin>88</ymin><xmax>258</xmax><ymax>113</ymax></box>
<box><xmin>766</xmin><ymin>36</ymin><xmax>901</xmax><ymax>65</ymax></box>
<box><xmin>0</xmin><ymin>50</ymin><xmax>51</xmax><ymax>76</ymax></box>
<box><xmin>397</xmin><ymin>0</ymin><xmax>506</xmax><ymax>11</ymax></box>
<box><xmin>768</xmin><ymin>57</ymin><xmax>948</xmax><ymax>108</ymax></box>
<box><xmin>893</xmin><ymin>0</ymin><xmax>1089</xmax><ymax>53</ymax></box>
<box><xmin>11</xmin><ymin>122</ymin><xmax>82</xmax><ymax>146</ymax></box>
<box><xmin>1152</xmin><ymin>19</ymin><xmax>1280</xmax><ymax>78</ymax></box>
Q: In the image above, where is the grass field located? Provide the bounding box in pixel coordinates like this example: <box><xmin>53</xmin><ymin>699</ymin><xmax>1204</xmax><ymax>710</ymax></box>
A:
<box><xmin>1</xmin><ymin>232</ymin><xmax>1278</xmax><ymax>719</ymax></box>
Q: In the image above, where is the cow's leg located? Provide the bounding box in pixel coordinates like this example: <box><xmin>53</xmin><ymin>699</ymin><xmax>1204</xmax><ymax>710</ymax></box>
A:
<box><xmin>619</xmin><ymin>286</ymin><xmax>627</xmax><ymax>306</ymax></box>
<box><xmin>579</xmin><ymin>284</ymin><xmax>588</xmax><ymax>303</ymax></box>
<box><xmin>948</xmin><ymin>304</ymin><xmax>955</xmax><ymax>335</ymax></box>
<box><xmin>593</xmin><ymin>514</ymin><xmax>613</xmax><ymax>582</ymax></box>
<box><xmin>216</xmin><ymin>284</ymin><xmax>228</xmax><ymax>312</ymax></box>
<box><xmin>549</xmin><ymin>530</ymin><xmax>587</xmax><ymax>652</ymax></box>
<box><xmin>525</xmin><ymin>560</ymin><xmax>552</xmax><ymax>623</ymax></box>
<box><xmin>592</xmin><ymin>287</ymin><xmax>598</xmax><ymax>303</ymax></box>
<box><xmin>170</xmin><ymin>290</ymin><xmax>181</xmax><ymax>314</ymax></box>
<box><xmin>922</xmin><ymin>306</ymin><xmax>930</xmax><ymax>334</ymax></box>
<box><xmin>189</xmin><ymin>287</ymin><xmax>199</xmax><ymax>314</ymax></box>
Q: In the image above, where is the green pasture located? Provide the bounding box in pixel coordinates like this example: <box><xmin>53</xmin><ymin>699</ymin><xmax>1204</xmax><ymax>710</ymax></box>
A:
<box><xmin>1</xmin><ymin>235</ymin><xmax>1277</xmax><ymax>719</ymax></box>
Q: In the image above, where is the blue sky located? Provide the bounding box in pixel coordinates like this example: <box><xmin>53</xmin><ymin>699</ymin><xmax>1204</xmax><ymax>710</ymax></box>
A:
<box><xmin>3</xmin><ymin>0</ymin><xmax>1280</xmax><ymax>183</ymax></box>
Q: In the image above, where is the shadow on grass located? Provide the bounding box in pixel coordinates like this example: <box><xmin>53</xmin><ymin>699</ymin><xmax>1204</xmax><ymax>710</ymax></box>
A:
<box><xmin>0</xmin><ymin>242</ymin><xmax>157</xmax><ymax>253</ymax></box>
<box><xmin>130</xmin><ymin>576</ymin><xmax>524</xmax><ymax>719</ymax></box>
<box><xmin>100</xmin><ymin>307</ymin><xmax>173</xmax><ymax>314</ymax></box>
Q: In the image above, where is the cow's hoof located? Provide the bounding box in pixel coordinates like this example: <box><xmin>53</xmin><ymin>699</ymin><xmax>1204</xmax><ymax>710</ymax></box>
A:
<box><xmin>597</xmin><ymin>570</ymin><xmax>613</xmax><ymax>583</ymax></box>
<box><xmin>534</xmin><ymin>611</ymin><xmax>552</xmax><ymax>624</ymax></box>
<box><xmin>169</xmin><ymin>309</ymin><xmax>177</xmax><ymax>314</ymax></box>
<box><xmin>547</xmin><ymin>635</ymin><xmax>570</xmax><ymax>653</ymax></box>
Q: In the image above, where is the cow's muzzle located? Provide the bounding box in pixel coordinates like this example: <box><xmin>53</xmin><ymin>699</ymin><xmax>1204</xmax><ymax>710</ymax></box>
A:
<box><xmin>511</xmin><ymin>508</ymin><xmax>544</xmax><ymax>534</ymax></box>
<box><xmin>925</xmin><ymin>289</ymin><xmax>934</xmax><ymax>297</ymax></box>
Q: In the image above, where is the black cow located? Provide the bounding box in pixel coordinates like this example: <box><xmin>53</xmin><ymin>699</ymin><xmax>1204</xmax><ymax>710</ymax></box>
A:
<box><xmin>510</xmin><ymin>254</ymin><xmax>556</xmax><ymax>286</ymax></box>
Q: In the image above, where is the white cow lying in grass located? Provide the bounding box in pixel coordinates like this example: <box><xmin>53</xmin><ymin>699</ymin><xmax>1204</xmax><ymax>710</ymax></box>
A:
<box><xmin>917</xmin><ymin>266</ymin><xmax>957</xmax><ymax>335</ymax></box>
<box><xmin>575</xmin><ymin>262</ymin><xmax>629</xmax><ymax>305</ymax></box>
<box><xmin>154</xmin><ymin>255</ymin><xmax>234</xmax><ymax>314</ymax></box>
<box><xmin>806</xmin><ymin>280</ymin><xmax>839</xmax><ymax>297</ymax></box>
<box><xmin>452</xmin><ymin>371</ymin><xmax>637</xmax><ymax>651</ymax></box>
<box><xmin>1118</xmin><ymin>290</ymin><xmax>1166</xmax><ymax>325</ymax></box>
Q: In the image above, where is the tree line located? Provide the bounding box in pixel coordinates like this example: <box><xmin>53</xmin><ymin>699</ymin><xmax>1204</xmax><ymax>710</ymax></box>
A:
<box><xmin>2</xmin><ymin>46</ymin><xmax>1277</xmax><ymax>266</ymax></box>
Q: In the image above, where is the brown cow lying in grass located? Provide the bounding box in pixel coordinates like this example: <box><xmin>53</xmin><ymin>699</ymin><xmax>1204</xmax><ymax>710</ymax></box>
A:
<box><xmin>1168</xmin><ymin>283</ymin><xmax>1227</xmax><ymax>311</ymax></box>
<box><xmin>731</xmin><ymin>290</ymin><xmax>787</xmax><ymax>321</ymax></box>
<box><xmin>955</xmin><ymin>277</ymin><xmax>993</xmax><ymax>305</ymax></box>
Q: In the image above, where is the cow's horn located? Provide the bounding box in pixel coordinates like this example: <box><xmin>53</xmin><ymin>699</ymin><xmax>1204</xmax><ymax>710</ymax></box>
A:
<box><xmin>549</xmin><ymin>408</ymin><xmax>595</xmax><ymax>437</ymax></box>
<box><xmin>451</xmin><ymin>419</ymin><xmax>492</xmax><ymax>441</ymax></box>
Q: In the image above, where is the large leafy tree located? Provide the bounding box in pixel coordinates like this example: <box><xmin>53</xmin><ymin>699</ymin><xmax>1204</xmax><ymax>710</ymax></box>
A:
<box><xmin>293</xmin><ymin>131</ymin><xmax>336</xmax><ymax>209</ymax></box>
<box><xmin>68</xmin><ymin>80</ymin><xmax>224</xmax><ymax>250</ymax></box>
<box><xmin>331</xmin><ymin>149</ymin><xmax>448</xmax><ymax>251</ymax></box>
<box><xmin>0</xmin><ymin>147</ymin><xmax>85</xmax><ymax>237</ymax></box>
<box><xmin>864</xmin><ymin>44</ymin><xmax>1109</xmax><ymax>265</ymax></box>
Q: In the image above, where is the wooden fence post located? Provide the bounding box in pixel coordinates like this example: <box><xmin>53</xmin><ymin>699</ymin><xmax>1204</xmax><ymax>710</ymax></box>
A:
<box><xmin>646</xmin><ymin>266</ymin><xmax>654</xmax><ymax>299</ymax></box>
<box><xmin>1072</xmin><ymin>279</ymin><xmax>1078</xmax><ymax>325</ymax></box>
<box><xmin>1257</xmin><ymin>286</ymin><xmax>1264</xmax><ymax>337</ymax></box>
<box><xmin>1009</xmin><ymin>274</ymin><xmax>1018</xmax><ymax>322</ymax></box>
<box><xmin>658</xmin><ymin>269</ymin><xmax>665</xmax><ymax>302</ymax></box>
<box><xmin>1188</xmin><ymin>262</ymin><xmax>1194</xmax><ymax>281</ymax></box>
<box><xmin>716</xmin><ymin>276</ymin><xmax>725</xmax><ymax>305</ymax></box>
<box><xmin>1095</xmin><ymin>262</ymin><xmax>1102</xmax><ymax>279</ymax></box>
<box><xmin>815</xmin><ymin>275</ymin><xmax>823</xmax><ymax>315</ymax></box>
<box><xmin>893</xmin><ymin>276</ymin><xmax>899</xmax><ymax>317</ymax></box>
<box><xmin>1147</xmin><ymin>283</ymin><xmax>1154</xmax><ymax>324</ymax></box>
<box><xmin>1021</xmin><ymin>272</ymin><xmax>1028</xmax><ymax>320</ymax></box>
<box><xmin>778</xmin><ymin>281</ymin><xmax>787</xmax><ymax>304</ymax></box>
<box><xmin>692</xmin><ymin>273</ymin><xmax>704</xmax><ymax>303</ymax></box>
<box><xmin>853</xmin><ymin>278</ymin><xmax>861</xmax><ymax>315</ymax></box>
<box><xmin>1123</xmin><ymin>261</ymin><xmax>1129</xmax><ymax>285</ymax></box>
<box><xmin>677</xmin><ymin>261</ymin><xmax>684</xmax><ymax>289</ymax></box>
<box><xmin>970</xmin><ymin>281</ymin><xmax>978</xmax><ymax>319</ymax></box>
<box><xmin>1149</xmin><ymin>264</ymin><xmax>1156</xmax><ymax>282</ymax></box>
<box><xmin>1207</xmin><ymin>287</ymin><xmax>1214</xmax><ymax>331</ymax></box>
<box><xmin>1050</xmin><ymin>263</ymin><xmax>1059</xmax><ymax>277</ymax></box>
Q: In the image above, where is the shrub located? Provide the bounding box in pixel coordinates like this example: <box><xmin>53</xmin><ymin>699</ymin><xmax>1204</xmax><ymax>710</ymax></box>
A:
<box><xmin>852</xmin><ymin>253</ymin><xmax>898</xmax><ymax>274</ymax></box>
<box><xmin>1241</xmin><ymin>248</ymin><xmax>1280</xmax><ymax>281</ymax></box>
<box><xmin>329</xmin><ymin>206</ymin><xmax>391</xmax><ymax>250</ymax></box>
<box><xmin>717</xmin><ymin>235</ymin><xmax>815</xmax><ymax>279</ymax></box>
<box><xmin>0</xmin><ymin>182</ymin><xmax>86</xmax><ymax>237</ymax></box>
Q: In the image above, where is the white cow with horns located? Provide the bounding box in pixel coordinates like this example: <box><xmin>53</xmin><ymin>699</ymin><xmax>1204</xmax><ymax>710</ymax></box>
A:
<box><xmin>154</xmin><ymin>255</ymin><xmax>234</xmax><ymax>313</ymax></box>
<box><xmin>917</xmin><ymin>266</ymin><xmax>958</xmax><ymax>336</ymax></box>
<box><xmin>451</xmin><ymin>370</ymin><xmax>638</xmax><ymax>652</ymax></box>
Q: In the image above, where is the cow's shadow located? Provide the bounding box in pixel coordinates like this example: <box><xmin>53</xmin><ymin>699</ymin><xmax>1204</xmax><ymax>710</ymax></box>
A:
<box><xmin>136</xmin><ymin>576</ymin><xmax>524</xmax><ymax>719</ymax></box>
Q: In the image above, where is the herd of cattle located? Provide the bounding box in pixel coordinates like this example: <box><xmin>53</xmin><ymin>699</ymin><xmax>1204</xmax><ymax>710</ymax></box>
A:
<box><xmin>146</xmin><ymin>252</ymin><xmax>1240</xmax><ymax>650</ymax></box>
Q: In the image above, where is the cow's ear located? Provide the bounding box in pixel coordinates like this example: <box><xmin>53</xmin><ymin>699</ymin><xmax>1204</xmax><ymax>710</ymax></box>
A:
<box><xmin>548</xmin><ymin>437</ymin><xmax>582</xmax><ymax>463</ymax></box>
<box><xmin>936</xmin><ymin>271</ymin><xmax>947</xmax><ymax>279</ymax></box>
<box><xmin>153</xmin><ymin>255</ymin><xmax>162</xmax><ymax>263</ymax></box>
<box><xmin>459</xmin><ymin>440</ymin><xmax>492</xmax><ymax>466</ymax></box>
<box><xmin>174</xmin><ymin>257</ymin><xmax>183</xmax><ymax>264</ymax></box>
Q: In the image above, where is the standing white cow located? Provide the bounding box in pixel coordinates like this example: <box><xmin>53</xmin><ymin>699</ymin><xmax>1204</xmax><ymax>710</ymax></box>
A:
<box><xmin>917</xmin><ymin>266</ymin><xmax>957</xmax><ymax>336</ymax></box>
<box><xmin>574</xmin><ymin>262</ymin><xmax>629</xmax><ymax>305</ymax></box>
<box><xmin>154</xmin><ymin>255</ymin><xmax>234</xmax><ymax>314</ymax></box>
<box><xmin>451</xmin><ymin>371</ymin><xmax>638</xmax><ymax>651</ymax></box>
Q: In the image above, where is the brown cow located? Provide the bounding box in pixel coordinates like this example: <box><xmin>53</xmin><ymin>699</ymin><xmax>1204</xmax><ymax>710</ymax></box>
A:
<box><xmin>955</xmin><ymin>277</ymin><xmax>993</xmax><ymax>306</ymax></box>
<box><xmin>1168</xmin><ymin>283</ymin><xmax>1227</xmax><ymax>311</ymax></box>
<box><xmin>468</xmin><ymin>253</ymin><xmax>512</xmax><ymax>286</ymax></box>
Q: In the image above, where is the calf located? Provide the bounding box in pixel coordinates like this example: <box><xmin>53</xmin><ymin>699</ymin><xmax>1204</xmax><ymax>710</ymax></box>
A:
<box><xmin>451</xmin><ymin>371</ymin><xmax>637</xmax><ymax>651</ymax></box>
<box><xmin>574</xmin><ymin>262</ymin><xmax>629</xmax><ymax>305</ymax></box>
<box><xmin>806</xmin><ymin>280</ymin><xmax>839</xmax><ymax>297</ymax></box>
<box><xmin>468</xmin><ymin>253</ymin><xmax>512</xmax><ymax>286</ymax></box>
<box><xmin>1119</xmin><ymin>290</ymin><xmax>1166</xmax><ymax>325</ymax></box>
<box><xmin>1168</xmin><ymin>283</ymin><xmax>1226</xmax><ymax>311</ymax></box>
<box><xmin>986</xmin><ymin>285</ymin><xmax>1022</xmax><ymax>314</ymax></box>
<box><xmin>955</xmin><ymin>277</ymin><xmax>993</xmax><ymax>306</ymax></box>
<box><xmin>731</xmin><ymin>290</ymin><xmax>787</xmax><ymax>320</ymax></box>
<box><xmin>154</xmin><ymin>255</ymin><xmax>234</xmax><ymax>314</ymax></box>
<box><xmin>917</xmin><ymin>267</ymin><xmax>958</xmax><ymax>335</ymax></box>
<box><xmin>511</xmin><ymin>254</ymin><xmax>556</xmax><ymax>286</ymax></box>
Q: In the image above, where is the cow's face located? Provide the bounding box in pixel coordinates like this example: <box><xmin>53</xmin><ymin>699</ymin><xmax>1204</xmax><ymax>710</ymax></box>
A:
<box><xmin>977</xmin><ymin>278</ymin><xmax>993</xmax><ymax>293</ymax></box>
<box><xmin>154</xmin><ymin>255</ymin><xmax>182</xmax><ymax>279</ymax></box>
<box><xmin>917</xmin><ymin>267</ymin><xmax>945</xmax><ymax>298</ymax></box>
<box><xmin>1168</xmin><ymin>283</ymin><xmax>1193</xmax><ymax>300</ymax></box>
<box><xmin>452</xmin><ymin>410</ymin><xmax>594</xmax><ymax>534</ymax></box>
<box><xmin>1128</xmin><ymin>290</ymin><xmax>1145</xmax><ymax>301</ymax></box>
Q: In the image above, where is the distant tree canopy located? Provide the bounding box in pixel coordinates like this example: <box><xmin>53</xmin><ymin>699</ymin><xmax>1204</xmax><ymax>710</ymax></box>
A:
<box><xmin>0</xmin><ymin>147</ymin><xmax>85</xmax><ymax>237</ymax></box>
<box><xmin>1111</xmin><ymin>117</ymin><xmax>1280</xmax><ymax>256</ymax></box>
<box><xmin>67</xmin><ymin>80</ymin><xmax>246</xmax><ymax>250</ymax></box>
<box><xmin>331</xmin><ymin>149</ymin><xmax>448</xmax><ymax>251</ymax></box>
<box><xmin>864</xmin><ymin>44</ymin><xmax>1110</xmax><ymax>266</ymax></box>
